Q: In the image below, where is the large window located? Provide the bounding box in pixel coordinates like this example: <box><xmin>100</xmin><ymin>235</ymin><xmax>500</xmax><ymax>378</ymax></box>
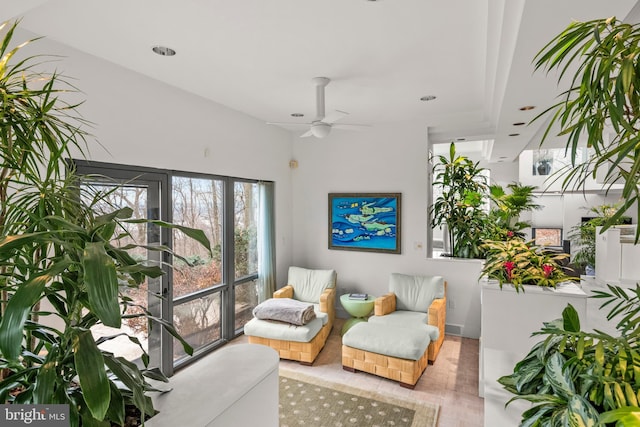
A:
<box><xmin>74</xmin><ymin>161</ymin><xmax>272</xmax><ymax>374</ymax></box>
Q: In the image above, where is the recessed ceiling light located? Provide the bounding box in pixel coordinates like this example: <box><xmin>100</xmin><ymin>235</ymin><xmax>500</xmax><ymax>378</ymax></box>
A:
<box><xmin>519</xmin><ymin>105</ymin><xmax>535</xmax><ymax>111</ymax></box>
<box><xmin>291</xmin><ymin>113</ymin><xmax>304</xmax><ymax>117</ymax></box>
<box><xmin>420</xmin><ymin>95</ymin><xmax>437</xmax><ymax>101</ymax></box>
<box><xmin>513</xmin><ymin>122</ymin><xmax>526</xmax><ymax>126</ymax></box>
<box><xmin>508</xmin><ymin>133</ymin><xmax>520</xmax><ymax>137</ymax></box>
<box><xmin>152</xmin><ymin>46</ymin><xmax>176</xmax><ymax>56</ymax></box>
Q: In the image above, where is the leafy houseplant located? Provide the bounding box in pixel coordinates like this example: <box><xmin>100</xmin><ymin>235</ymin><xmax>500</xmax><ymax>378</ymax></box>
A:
<box><xmin>481</xmin><ymin>238</ymin><xmax>574</xmax><ymax>292</ymax></box>
<box><xmin>483</xmin><ymin>182</ymin><xmax>540</xmax><ymax>242</ymax></box>
<box><xmin>430</xmin><ymin>142</ymin><xmax>488</xmax><ymax>259</ymax></box>
<box><xmin>495</xmin><ymin>16</ymin><xmax>640</xmax><ymax>426</ymax></box>
<box><xmin>567</xmin><ymin>204</ymin><xmax>625</xmax><ymax>274</ymax></box>
<box><xmin>534</xmin><ymin>16</ymin><xmax>640</xmax><ymax>243</ymax></box>
<box><xmin>499</xmin><ymin>286</ymin><xmax>640</xmax><ymax>425</ymax></box>
<box><xmin>0</xmin><ymin>20</ymin><xmax>210</xmax><ymax>426</ymax></box>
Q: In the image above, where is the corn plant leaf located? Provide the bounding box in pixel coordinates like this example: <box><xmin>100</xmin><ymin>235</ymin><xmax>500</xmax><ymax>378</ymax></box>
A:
<box><xmin>33</xmin><ymin>346</ymin><xmax>59</xmax><ymax>404</ymax></box>
<box><xmin>599</xmin><ymin>406</ymin><xmax>640</xmax><ymax>424</ymax></box>
<box><xmin>103</xmin><ymin>354</ymin><xmax>155</xmax><ymax>418</ymax></box>
<box><xmin>104</xmin><ymin>381</ymin><xmax>125</xmax><ymax>427</ymax></box>
<box><xmin>0</xmin><ymin>259</ymin><xmax>70</xmax><ymax>360</ymax></box>
<box><xmin>73</xmin><ymin>329</ymin><xmax>110</xmax><ymax>421</ymax></box>
<box><xmin>83</xmin><ymin>242</ymin><xmax>121</xmax><ymax>328</ymax></box>
<box><xmin>125</xmin><ymin>218</ymin><xmax>212</xmax><ymax>254</ymax></box>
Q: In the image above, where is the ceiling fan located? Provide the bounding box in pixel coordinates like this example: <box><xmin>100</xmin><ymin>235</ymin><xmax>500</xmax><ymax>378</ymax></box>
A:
<box><xmin>267</xmin><ymin>77</ymin><xmax>369</xmax><ymax>138</ymax></box>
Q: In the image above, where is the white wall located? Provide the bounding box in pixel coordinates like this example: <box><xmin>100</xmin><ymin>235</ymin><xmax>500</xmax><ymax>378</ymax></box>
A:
<box><xmin>21</xmin><ymin>30</ymin><xmax>296</xmax><ymax>284</ymax></box>
<box><xmin>290</xmin><ymin>123</ymin><xmax>487</xmax><ymax>338</ymax></box>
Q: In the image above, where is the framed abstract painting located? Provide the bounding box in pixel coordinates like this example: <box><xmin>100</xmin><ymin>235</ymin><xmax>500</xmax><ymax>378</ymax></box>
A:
<box><xmin>328</xmin><ymin>193</ymin><xmax>401</xmax><ymax>254</ymax></box>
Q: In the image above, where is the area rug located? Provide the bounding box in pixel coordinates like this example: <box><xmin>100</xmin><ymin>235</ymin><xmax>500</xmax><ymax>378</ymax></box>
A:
<box><xmin>279</xmin><ymin>370</ymin><xmax>439</xmax><ymax>427</ymax></box>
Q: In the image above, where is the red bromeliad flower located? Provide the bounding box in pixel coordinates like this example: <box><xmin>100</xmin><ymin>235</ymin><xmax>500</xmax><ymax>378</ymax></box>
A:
<box><xmin>504</xmin><ymin>261</ymin><xmax>515</xmax><ymax>281</ymax></box>
<box><xmin>542</xmin><ymin>264</ymin><xmax>554</xmax><ymax>278</ymax></box>
<box><xmin>506</xmin><ymin>231</ymin><xmax>514</xmax><ymax>238</ymax></box>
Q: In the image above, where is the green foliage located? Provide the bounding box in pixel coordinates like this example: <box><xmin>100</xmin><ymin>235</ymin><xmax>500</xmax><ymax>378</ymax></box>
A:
<box><xmin>483</xmin><ymin>183</ymin><xmax>540</xmax><ymax>242</ymax></box>
<box><xmin>0</xmin><ymin>20</ymin><xmax>210</xmax><ymax>426</ymax></box>
<box><xmin>534</xmin><ymin>16</ymin><xmax>640</xmax><ymax>243</ymax></box>
<box><xmin>568</xmin><ymin>204</ymin><xmax>626</xmax><ymax>270</ymax></box>
<box><xmin>430</xmin><ymin>142</ymin><xmax>488</xmax><ymax>258</ymax></box>
<box><xmin>499</xmin><ymin>286</ymin><xmax>640</xmax><ymax>426</ymax></box>
<box><xmin>481</xmin><ymin>238</ymin><xmax>574</xmax><ymax>292</ymax></box>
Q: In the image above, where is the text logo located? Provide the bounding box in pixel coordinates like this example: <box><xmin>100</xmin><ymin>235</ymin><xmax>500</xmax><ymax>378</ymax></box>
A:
<box><xmin>0</xmin><ymin>405</ymin><xmax>69</xmax><ymax>427</ymax></box>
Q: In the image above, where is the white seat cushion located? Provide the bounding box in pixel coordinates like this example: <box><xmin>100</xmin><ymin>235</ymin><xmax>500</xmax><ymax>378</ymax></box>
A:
<box><xmin>288</xmin><ymin>266</ymin><xmax>336</xmax><ymax>304</ymax></box>
<box><xmin>342</xmin><ymin>322</ymin><xmax>431</xmax><ymax>361</ymax></box>
<box><xmin>389</xmin><ymin>273</ymin><xmax>444</xmax><ymax>312</ymax></box>
<box><xmin>368</xmin><ymin>312</ymin><xmax>439</xmax><ymax>341</ymax></box>
<box><xmin>244</xmin><ymin>317</ymin><xmax>323</xmax><ymax>343</ymax></box>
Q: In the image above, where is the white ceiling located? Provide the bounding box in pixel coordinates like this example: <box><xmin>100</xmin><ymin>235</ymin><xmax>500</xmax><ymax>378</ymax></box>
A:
<box><xmin>4</xmin><ymin>0</ymin><xmax>638</xmax><ymax>162</ymax></box>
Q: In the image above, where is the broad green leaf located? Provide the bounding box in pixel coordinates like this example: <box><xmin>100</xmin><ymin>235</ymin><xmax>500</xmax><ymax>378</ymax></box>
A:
<box><xmin>544</xmin><ymin>353</ymin><xmax>575</xmax><ymax>398</ymax></box>
<box><xmin>562</xmin><ymin>304</ymin><xmax>580</xmax><ymax>332</ymax></box>
<box><xmin>566</xmin><ymin>395</ymin><xmax>599</xmax><ymax>427</ymax></box>
<box><xmin>104</xmin><ymin>381</ymin><xmax>125</xmax><ymax>427</ymax></box>
<box><xmin>0</xmin><ymin>260</ymin><xmax>70</xmax><ymax>360</ymax></box>
<box><xmin>33</xmin><ymin>346</ymin><xmax>59</xmax><ymax>404</ymax></box>
<box><xmin>73</xmin><ymin>330</ymin><xmax>110</xmax><ymax>421</ymax></box>
<box><xmin>83</xmin><ymin>242</ymin><xmax>121</xmax><ymax>328</ymax></box>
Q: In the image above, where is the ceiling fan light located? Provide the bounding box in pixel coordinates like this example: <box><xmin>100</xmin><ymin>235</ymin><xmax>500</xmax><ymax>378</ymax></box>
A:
<box><xmin>310</xmin><ymin>122</ymin><xmax>331</xmax><ymax>138</ymax></box>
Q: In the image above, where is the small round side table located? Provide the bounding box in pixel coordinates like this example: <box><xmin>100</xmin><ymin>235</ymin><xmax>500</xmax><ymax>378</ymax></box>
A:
<box><xmin>340</xmin><ymin>294</ymin><xmax>376</xmax><ymax>335</ymax></box>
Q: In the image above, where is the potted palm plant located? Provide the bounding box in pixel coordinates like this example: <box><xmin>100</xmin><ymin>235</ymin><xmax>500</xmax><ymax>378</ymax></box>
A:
<box><xmin>497</xmin><ymin>16</ymin><xmax>640</xmax><ymax>425</ymax></box>
<box><xmin>567</xmin><ymin>203</ymin><xmax>625</xmax><ymax>276</ymax></box>
<box><xmin>483</xmin><ymin>182</ymin><xmax>540</xmax><ymax>242</ymax></box>
<box><xmin>0</xmin><ymin>20</ymin><xmax>210</xmax><ymax>426</ymax></box>
<box><xmin>430</xmin><ymin>142</ymin><xmax>488</xmax><ymax>258</ymax></box>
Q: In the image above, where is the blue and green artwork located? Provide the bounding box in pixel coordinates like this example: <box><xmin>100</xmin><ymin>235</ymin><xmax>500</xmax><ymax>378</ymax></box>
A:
<box><xmin>329</xmin><ymin>193</ymin><xmax>401</xmax><ymax>253</ymax></box>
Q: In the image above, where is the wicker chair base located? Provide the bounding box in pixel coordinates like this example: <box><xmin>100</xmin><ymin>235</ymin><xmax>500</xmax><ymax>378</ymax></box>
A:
<box><xmin>248</xmin><ymin>321</ymin><xmax>332</xmax><ymax>364</ymax></box>
<box><xmin>341</xmin><ymin>344</ymin><xmax>429</xmax><ymax>388</ymax></box>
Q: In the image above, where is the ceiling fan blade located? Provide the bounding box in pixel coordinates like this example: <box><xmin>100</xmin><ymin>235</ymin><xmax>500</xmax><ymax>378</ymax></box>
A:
<box><xmin>323</xmin><ymin>110</ymin><xmax>349</xmax><ymax>124</ymax></box>
<box><xmin>267</xmin><ymin>121</ymin><xmax>311</xmax><ymax>126</ymax></box>
<box><xmin>332</xmin><ymin>123</ymin><xmax>371</xmax><ymax>131</ymax></box>
<box><xmin>300</xmin><ymin>129</ymin><xmax>314</xmax><ymax>138</ymax></box>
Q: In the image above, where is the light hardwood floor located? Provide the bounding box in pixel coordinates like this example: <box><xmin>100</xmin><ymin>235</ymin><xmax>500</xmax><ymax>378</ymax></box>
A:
<box><xmin>232</xmin><ymin>318</ymin><xmax>484</xmax><ymax>426</ymax></box>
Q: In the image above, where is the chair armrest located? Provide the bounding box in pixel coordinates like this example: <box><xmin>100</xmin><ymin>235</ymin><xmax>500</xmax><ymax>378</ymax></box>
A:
<box><xmin>273</xmin><ymin>285</ymin><xmax>293</xmax><ymax>299</ymax></box>
<box><xmin>374</xmin><ymin>293</ymin><xmax>396</xmax><ymax>316</ymax></box>
<box><xmin>428</xmin><ymin>297</ymin><xmax>446</xmax><ymax>326</ymax></box>
<box><xmin>319</xmin><ymin>287</ymin><xmax>336</xmax><ymax>313</ymax></box>
<box><xmin>320</xmin><ymin>287</ymin><xmax>336</xmax><ymax>325</ymax></box>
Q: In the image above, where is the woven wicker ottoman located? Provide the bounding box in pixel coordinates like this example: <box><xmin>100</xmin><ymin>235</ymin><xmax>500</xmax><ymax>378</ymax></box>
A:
<box><xmin>341</xmin><ymin>322</ymin><xmax>433</xmax><ymax>389</ymax></box>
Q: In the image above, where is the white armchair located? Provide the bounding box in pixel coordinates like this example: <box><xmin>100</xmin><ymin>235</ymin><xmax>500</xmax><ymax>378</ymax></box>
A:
<box><xmin>244</xmin><ymin>266</ymin><xmax>336</xmax><ymax>364</ymax></box>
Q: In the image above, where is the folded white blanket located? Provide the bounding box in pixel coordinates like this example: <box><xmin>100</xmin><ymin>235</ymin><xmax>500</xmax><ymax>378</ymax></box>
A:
<box><xmin>252</xmin><ymin>298</ymin><xmax>316</xmax><ymax>326</ymax></box>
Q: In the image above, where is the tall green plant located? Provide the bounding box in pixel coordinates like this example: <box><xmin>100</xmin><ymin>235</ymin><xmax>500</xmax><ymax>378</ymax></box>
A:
<box><xmin>567</xmin><ymin>204</ymin><xmax>625</xmax><ymax>271</ymax></box>
<box><xmin>534</xmin><ymin>16</ymin><xmax>640</xmax><ymax>242</ymax></box>
<box><xmin>0</xmin><ymin>20</ymin><xmax>210</xmax><ymax>426</ymax></box>
<box><xmin>484</xmin><ymin>182</ymin><xmax>540</xmax><ymax>241</ymax></box>
<box><xmin>430</xmin><ymin>142</ymin><xmax>488</xmax><ymax>258</ymax></box>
